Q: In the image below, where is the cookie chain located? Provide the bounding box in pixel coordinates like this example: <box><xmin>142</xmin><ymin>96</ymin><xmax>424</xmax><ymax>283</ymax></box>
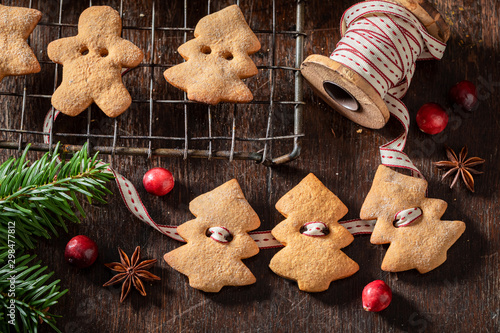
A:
<box><xmin>330</xmin><ymin>1</ymin><xmax>446</xmax><ymax>178</ymax></box>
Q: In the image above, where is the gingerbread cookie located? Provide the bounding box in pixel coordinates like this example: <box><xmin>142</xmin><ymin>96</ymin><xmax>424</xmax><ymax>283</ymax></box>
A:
<box><xmin>164</xmin><ymin>5</ymin><xmax>261</xmax><ymax>105</ymax></box>
<box><xmin>269</xmin><ymin>174</ymin><xmax>359</xmax><ymax>292</ymax></box>
<box><xmin>360</xmin><ymin>165</ymin><xmax>466</xmax><ymax>273</ymax></box>
<box><xmin>47</xmin><ymin>6</ymin><xmax>143</xmax><ymax>118</ymax></box>
<box><xmin>0</xmin><ymin>4</ymin><xmax>42</xmax><ymax>82</ymax></box>
<box><xmin>164</xmin><ymin>179</ymin><xmax>260</xmax><ymax>292</ymax></box>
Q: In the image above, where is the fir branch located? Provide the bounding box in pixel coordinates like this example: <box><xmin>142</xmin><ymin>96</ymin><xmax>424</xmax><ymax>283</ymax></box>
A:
<box><xmin>0</xmin><ymin>247</ymin><xmax>67</xmax><ymax>333</ymax></box>
<box><xmin>0</xmin><ymin>143</ymin><xmax>114</xmax><ymax>249</ymax></box>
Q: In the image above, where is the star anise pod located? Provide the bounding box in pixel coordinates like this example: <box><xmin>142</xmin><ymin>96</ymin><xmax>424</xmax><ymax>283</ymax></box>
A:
<box><xmin>433</xmin><ymin>145</ymin><xmax>485</xmax><ymax>192</ymax></box>
<box><xmin>103</xmin><ymin>246</ymin><xmax>160</xmax><ymax>302</ymax></box>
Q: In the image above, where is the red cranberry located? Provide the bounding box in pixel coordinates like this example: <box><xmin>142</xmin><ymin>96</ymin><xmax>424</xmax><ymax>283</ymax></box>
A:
<box><xmin>65</xmin><ymin>235</ymin><xmax>98</xmax><ymax>268</ymax></box>
<box><xmin>362</xmin><ymin>280</ymin><xmax>392</xmax><ymax>312</ymax></box>
<box><xmin>416</xmin><ymin>103</ymin><xmax>449</xmax><ymax>135</ymax></box>
<box><xmin>450</xmin><ymin>80</ymin><xmax>478</xmax><ymax>111</ymax></box>
<box><xmin>143</xmin><ymin>167</ymin><xmax>175</xmax><ymax>196</ymax></box>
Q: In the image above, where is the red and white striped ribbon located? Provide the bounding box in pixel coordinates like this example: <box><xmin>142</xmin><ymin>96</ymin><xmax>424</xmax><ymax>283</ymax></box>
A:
<box><xmin>301</xmin><ymin>221</ymin><xmax>329</xmax><ymax>237</ymax></box>
<box><xmin>207</xmin><ymin>226</ymin><xmax>232</xmax><ymax>243</ymax></box>
<box><xmin>330</xmin><ymin>1</ymin><xmax>446</xmax><ymax>178</ymax></box>
<box><xmin>339</xmin><ymin>219</ymin><xmax>377</xmax><ymax>235</ymax></box>
<box><xmin>393</xmin><ymin>207</ymin><xmax>422</xmax><ymax>227</ymax></box>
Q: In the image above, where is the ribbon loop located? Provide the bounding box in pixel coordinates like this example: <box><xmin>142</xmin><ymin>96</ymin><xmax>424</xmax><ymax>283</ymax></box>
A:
<box><xmin>394</xmin><ymin>207</ymin><xmax>422</xmax><ymax>227</ymax></box>
<box><xmin>207</xmin><ymin>226</ymin><xmax>233</xmax><ymax>243</ymax></box>
<box><xmin>300</xmin><ymin>222</ymin><xmax>329</xmax><ymax>237</ymax></box>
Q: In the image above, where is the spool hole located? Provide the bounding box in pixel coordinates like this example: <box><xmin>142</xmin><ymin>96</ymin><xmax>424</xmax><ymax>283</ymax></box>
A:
<box><xmin>323</xmin><ymin>81</ymin><xmax>360</xmax><ymax>112</ymax></box>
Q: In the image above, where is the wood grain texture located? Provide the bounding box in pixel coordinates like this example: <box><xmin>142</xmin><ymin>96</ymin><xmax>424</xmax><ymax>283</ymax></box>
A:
<box><xmin>0</xmin><ymin>0</ymin><xmax>498</xmax><ymax>332</ymax></box>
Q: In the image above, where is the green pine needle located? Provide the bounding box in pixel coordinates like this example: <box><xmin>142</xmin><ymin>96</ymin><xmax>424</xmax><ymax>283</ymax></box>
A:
<box><xmin>0</xmin><ymin>247</ymin><xmax>67</xmax><ymax>333</ymax></box>
<box><xmin>0</xmin><ymin>143</ymin><xmax>114</xmax><ymax>249</ymax></box>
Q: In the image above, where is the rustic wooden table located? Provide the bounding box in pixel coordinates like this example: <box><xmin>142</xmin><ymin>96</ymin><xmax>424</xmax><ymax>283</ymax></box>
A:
<box><xmin>0</xmin><ymin>0</ymin><xmax>498</xmax><ymax>332</ymax></box>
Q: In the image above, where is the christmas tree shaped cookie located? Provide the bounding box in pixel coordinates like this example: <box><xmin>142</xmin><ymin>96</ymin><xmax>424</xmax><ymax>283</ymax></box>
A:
<box><xmin>269</xmin><ymin>174</ymin><xmax>359</xmax><ymax>292</ymax></box>
<box><xmin>164</xmin><ymin>179</ymin><xmax>260</xmax><ymax>292</ymax></box>
<box><xmin>164</xmin><ymin>5</ymin><xmax>261</xmax><ymax>104</ymax></box>
<box><xmin>360</xmin><ymin>165</ymin><xmax>466</xmax><ymax>273</ymax></box>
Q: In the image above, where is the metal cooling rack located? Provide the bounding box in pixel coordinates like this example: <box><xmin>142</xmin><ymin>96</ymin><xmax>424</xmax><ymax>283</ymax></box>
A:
<box><xmin>0</xmin><ymin>0</ymin><xmax>305</xmax><ymax>166</ymax></box>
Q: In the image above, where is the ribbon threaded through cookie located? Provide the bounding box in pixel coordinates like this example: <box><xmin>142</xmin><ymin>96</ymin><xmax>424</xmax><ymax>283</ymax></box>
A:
<box><xmin>393</xmin><ymin>207</ymin><xmax>422</xmax><ymax>227</ymax></box>
<box><xmin>329</xmin><ymin>1</ymin><xmax>446</xmax><ymax>178</ymax></box>
<box><xmin>207</xmin><ymin>226</ymin><xmax>233</xmax><ymax>243</ymax></box>
<box><xmin>300</xmin><ymin>222</ymin><xmax>329</xmax><ymax>237</ymax></box>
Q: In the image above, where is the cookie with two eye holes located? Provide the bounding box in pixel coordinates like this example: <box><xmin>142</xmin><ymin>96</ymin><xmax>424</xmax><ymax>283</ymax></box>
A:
<box><xmin>164</xmin><ymin>179</ymin><xmax>260</xmax><ymax>292</ymax></box>
<box><xmin>47</xmin><ymin>6</ymin><xmax>143</xmax><ymax>118</ymax></box>
<box><xmin>269</xmin><ymin>174</ymin><xmax>359</xmax><ymax>292</ymax></box>
<box><xmin>164</xmin><ymin>5</ymin><xmax>261</xmax><ymax>104</ymax></box>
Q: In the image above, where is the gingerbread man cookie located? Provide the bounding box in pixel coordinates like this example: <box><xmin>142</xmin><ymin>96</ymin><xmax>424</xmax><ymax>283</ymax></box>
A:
<box><xmin>0</xmin><ymin>4</ymin><xmax>42</xmax><ymax>82</ymax></box>
<box><xmin>164</xmin><ymin>5</ymin><xmax>261</xmax><ymax>104</ymax></box>
<box><xmin>269</xmin><ymin>174</ymin><xmax>359</xmax><ymax>292</ymax></box>
<box><xmin>164</xmin><ymin>179</ymin><xmax>260</xmax><ymax>292</ymax></box>
<box><xmin>47</xmin><ymin>6</ymin><xmax>143</xmax><ymax>118</ymax></box>
<box><xmin>360</xmin><ymin>165</ymin><xmax>466</xmax><ymax>273</ymax></box>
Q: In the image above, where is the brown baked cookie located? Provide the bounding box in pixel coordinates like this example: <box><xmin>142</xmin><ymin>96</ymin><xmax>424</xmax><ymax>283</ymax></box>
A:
<box><xmin>360</xmin><ymin>165</ymin><xmax>466</xmax><ymax>273</ymax></box>
<box><xmin>164</xmin><ymin>5</ymin><xmax>261</xmax><ymax>105</ymax></box>
<box><xmin>164</xmin><ymin>179</ymin><xmax>260</xmax><ymax>292</ymax></box>
<box><xmin>0</xmin><ymin>4</ymin><xmax>42</xmax><ymax>82</ymax></box>
<box><xmin>269</xmin><ymin>174</ymin><xmax>359</xmax><ymax>292</ymax></box>
<box><xmin>47</xmin><ymin>6</ymin><xmax>143</xmax><ymax>118</ymax></box>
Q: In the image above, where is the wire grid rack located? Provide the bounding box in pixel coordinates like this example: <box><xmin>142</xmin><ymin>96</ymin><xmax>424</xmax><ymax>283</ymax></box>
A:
<box><xmin>0</xmin><ymin>0</ymin><xmax>305</xmax><ymax>166</ymax></box>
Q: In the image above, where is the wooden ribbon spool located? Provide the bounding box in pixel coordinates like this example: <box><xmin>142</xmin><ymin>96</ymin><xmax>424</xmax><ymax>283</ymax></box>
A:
<box><xmin>300</xmin><ymin>0</ymin><xmax>450</xmax><ymax>129</ymax></box>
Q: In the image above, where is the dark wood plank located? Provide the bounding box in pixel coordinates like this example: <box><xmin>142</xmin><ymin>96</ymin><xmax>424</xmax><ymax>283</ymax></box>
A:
<box><xmin>0</xmin><ymin>0</ymin><xmax>497</xmax><ymax>332</ymax></box>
